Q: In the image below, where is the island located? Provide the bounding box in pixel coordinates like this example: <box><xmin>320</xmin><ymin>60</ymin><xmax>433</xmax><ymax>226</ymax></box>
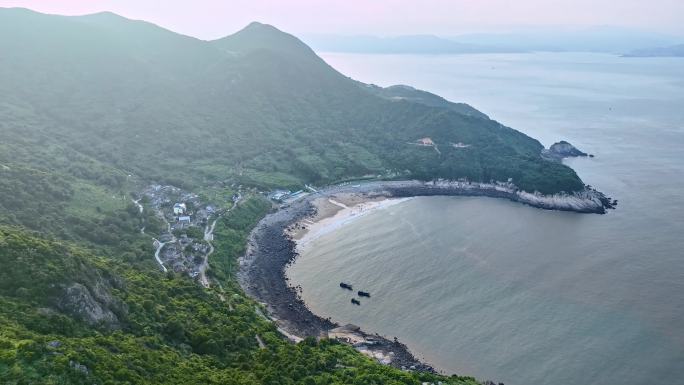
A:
<box><xmin>623</xmin><ymin>44</ymin><xmax>684</xmax><ymax>57</ymax></box>
<box><xmin>541</xmin><ymin>140</ymin><xmax>591</xmax><ymax>161</ymax></box>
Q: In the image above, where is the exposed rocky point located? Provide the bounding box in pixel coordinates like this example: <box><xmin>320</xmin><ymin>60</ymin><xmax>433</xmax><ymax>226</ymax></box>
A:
<box><xmin>56</xmin><ymin>282</ymin><xmax>121</xmax><ymax>329</ymax></box>
<box><xmin>542</xmin><ymin>140</ymin><xmax>589</xmax><ymax>161</ymax></box>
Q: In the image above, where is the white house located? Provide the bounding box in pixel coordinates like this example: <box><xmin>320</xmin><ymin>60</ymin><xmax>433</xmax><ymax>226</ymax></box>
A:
<box><xmin>417</xmin><ymin>137</ymin><xmax>434</xmax><ymax>146</ymax></box>
<box><xmin>173</xmin><ymin>203</ymin><xmax>187</xmax><ymax>215</ymax></box>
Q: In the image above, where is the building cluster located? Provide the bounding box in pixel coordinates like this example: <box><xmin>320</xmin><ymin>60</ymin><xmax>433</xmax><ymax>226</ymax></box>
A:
<box><xmin>142</xmin><ymin>184</ymin><xmax>222</xmax><ymax>277</ymax></box>
<box><xmin>267</xmin><ymin>189</ymin><xmax>306</xmax><ymax>203</ymax></box>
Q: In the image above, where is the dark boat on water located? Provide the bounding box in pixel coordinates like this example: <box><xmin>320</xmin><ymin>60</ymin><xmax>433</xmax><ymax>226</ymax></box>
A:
<box><xmin>340</xmin><ymin>282</ymin><xmax>353</xmax><ymax>290</ymax></box>
<box><xmin>351</xmin><ymin>298</ymin><xmax>361</xmax><ymax>305</ymax></box>
<box><xmin>357</xmin><ymin>291</ymin><xmax>370</xmax><ymax>298</ymax></box>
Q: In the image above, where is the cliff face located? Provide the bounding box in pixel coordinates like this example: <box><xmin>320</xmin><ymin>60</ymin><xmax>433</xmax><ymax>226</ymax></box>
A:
<box><xmin>56</xmin><ymin>282</ymin><xmax>121</xmax><ymax>328</ymax></box>
<box><xmin>0</xmin><ymin>225</ymin><xmax>128</xmax><ymax>330</ymax></box>
<box><xmin>50</xmin><ymin>259</ymin><xmax>129</xmax><ymax>330</ymax></box>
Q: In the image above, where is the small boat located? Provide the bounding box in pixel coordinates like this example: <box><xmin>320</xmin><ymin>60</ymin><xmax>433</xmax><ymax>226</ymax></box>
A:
<box><xmin>351</xmin><ymin>298</ymin><xmax>361</xmax><ymax>305</ymax></box>
<box><xmin>357</xmin><ymin>291</ymin><xmax>370</xmax><ymax>298</ymax></box>
<box><xmin>339</xmin><ymin>282</ymin><xmax>353</xmax><ymax>290</ymax></box>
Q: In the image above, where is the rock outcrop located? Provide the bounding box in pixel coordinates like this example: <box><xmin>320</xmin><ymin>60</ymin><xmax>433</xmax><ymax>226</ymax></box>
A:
<box><xmin>56</xmin><ymin>282</ymin><xmax>121</xmax><ymax>329</ymax></box>
<box><xmin>542</xmin><ymin>141</ymin><xmax>589</xmax><ymax>161</ymax></box>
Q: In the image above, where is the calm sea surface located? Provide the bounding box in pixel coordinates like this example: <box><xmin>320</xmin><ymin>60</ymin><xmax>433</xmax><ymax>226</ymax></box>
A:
<box><xmin>287</xmin><ymin>53</ymin><xmax>684</xmax><ymax>385</ymax></box>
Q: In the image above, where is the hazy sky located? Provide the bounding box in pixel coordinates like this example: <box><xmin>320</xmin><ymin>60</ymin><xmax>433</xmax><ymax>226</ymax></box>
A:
<box><xmin>2</xmin><ymin>0</ymin><xmax>683</xmax><ymax>39</ymax></box>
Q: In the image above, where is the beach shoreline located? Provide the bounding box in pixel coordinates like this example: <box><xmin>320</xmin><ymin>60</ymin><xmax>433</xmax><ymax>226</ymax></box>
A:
<box><xmin>237</xmin><ymin>179</ymin><xmax>616</xmax><ymax>372</ymax></box>
<box><xmin>292</xmin><ymin>194</ymin><xmax>413</xmax><ymax>252</ymax></box>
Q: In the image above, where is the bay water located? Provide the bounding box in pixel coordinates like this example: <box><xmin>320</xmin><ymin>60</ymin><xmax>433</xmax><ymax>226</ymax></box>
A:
<box><xmin>287</xmin><ymin>52</ymin><xmax>684</xmax><ymax>385</ymax></box>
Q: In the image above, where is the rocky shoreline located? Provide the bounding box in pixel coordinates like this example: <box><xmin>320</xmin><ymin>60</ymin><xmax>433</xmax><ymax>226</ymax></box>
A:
<box><xmin>237</xmin><ymin>180</ymin><xmax>616</xmax><ymax>373</ymax></box>
<box><xmin>379</xmin><ymin>179</ymin><xmax>615</xmax><ymax>213</ymax></box>
<box><xmin>238</xmin><ymin>192</ymin><xmax>438</xmax><ymax>372</ymax></box>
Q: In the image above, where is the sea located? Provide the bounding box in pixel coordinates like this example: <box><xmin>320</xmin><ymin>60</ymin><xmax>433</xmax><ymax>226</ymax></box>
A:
<box><xmin>286</xmin><ymin>52</ymin><xmax>684</xmax><ymax>385</ymax></box>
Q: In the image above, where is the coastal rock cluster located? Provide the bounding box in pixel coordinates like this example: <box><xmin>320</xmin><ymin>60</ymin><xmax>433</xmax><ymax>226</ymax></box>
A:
<box><xmin>542</xmin><ymin>140</ymin><xmax>591</xmax><ymax>161</ymax></box>
<box><xmin>238</xmin><ymin>197</ymin><xmax>437</xmax><ymax>372</ymax></box>
<box><xmin>390</xmin><ymin>179</ymin><xmax>615</xmax><ymax>213</ymax></box>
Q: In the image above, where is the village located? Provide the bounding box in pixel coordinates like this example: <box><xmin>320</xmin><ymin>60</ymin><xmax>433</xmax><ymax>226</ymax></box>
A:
<box><xmin>139</xmin><ymin>184</ymin><xmax>240</xmax><ymax>285</ymax></box>
<box><xmin>138</xmin><ymin>182</ymin><xmax>318</xmax><ymax>284</ymax></box>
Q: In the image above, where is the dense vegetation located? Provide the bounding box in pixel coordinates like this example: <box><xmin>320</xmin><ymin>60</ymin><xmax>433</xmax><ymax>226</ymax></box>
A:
<box><xmin>0</xmin><ymin>209</ymin><xmax>478</xmax><ymax>385</ymax></box>
<box><xmin>0</xmin><ymin>7</ymin><xmax>589</xmax><ymax>384</ymax></box>
<box><xmin>0</xmin><ymin>165</ymin><xmax>162</xmax><ymax>263</ymax></box>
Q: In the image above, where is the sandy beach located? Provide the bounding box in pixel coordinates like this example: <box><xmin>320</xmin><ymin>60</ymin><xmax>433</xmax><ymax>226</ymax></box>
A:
<box><xmin>291</xmin><ymin>194</ymin><xmax>413</xmax><ymax>251</ymax></box>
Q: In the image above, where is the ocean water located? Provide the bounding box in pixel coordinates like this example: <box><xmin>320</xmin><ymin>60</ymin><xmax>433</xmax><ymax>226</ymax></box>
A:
<box><xmin>287</xmin><ymin>53</ymin><xmax>684</xmax><ymax>385</ymax></box>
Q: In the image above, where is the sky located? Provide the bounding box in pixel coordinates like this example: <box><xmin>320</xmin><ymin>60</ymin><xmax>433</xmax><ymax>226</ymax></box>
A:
<box><xmin>1</xmin><ymin>0</ymin><xmax>683</xmax><ymax>39</ymax></box>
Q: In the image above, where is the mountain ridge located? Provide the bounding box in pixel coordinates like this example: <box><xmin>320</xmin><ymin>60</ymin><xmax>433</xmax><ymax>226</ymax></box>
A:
<box><xmin>0</xmin><ymin>7</ymin><xmax>584</xmax><ymax>196</ymax></box>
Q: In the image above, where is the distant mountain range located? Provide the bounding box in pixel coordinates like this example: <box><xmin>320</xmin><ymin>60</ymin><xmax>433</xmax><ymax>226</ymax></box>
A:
<box><xmin>623</xmin><ymin>44</ymin><xmax>684</xmax><ymax>57</ymax></box>
<box><xmin>304</xmin><ymin>27</ymin><xmax>683</xmax><ymax>55</ymax></box>
<box><xmin>302</xmin><ymin>34</ymin><xmax>518</xmax><ymax>54</ymax></box>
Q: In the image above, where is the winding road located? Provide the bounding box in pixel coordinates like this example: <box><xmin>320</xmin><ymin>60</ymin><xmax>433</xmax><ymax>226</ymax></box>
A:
<box><xmin>152</xmin><ymin>216</ymin><xmax>175</xmax><ymax>273</ymax></box>
<box><xmin>132</xmin><ymin>197</ymin><xmax>172</xmax><ymax>273</ymax></box>
<box><xmin>198</xmin><ymin>193</ymin><xmax>241</xmax><ymax>288</ymax></box>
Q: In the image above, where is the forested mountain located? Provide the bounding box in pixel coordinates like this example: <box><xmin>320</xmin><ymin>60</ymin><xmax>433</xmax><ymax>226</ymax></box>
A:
<box><xmin>0</xmin><ymin>7</ymin><xmax>586</xmax><ymax>384</ymax></box>
<box><xmin>0</xmin><ymin>7</ymin><xmax>582</xmax><ymax>194</ymax></box>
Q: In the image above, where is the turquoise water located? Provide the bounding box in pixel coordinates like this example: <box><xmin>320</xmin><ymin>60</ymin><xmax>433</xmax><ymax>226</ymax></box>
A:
<box><xmin>287</xmin><ymin>53</ymin><xmax>684</xmax><ymax>385</ymax></box>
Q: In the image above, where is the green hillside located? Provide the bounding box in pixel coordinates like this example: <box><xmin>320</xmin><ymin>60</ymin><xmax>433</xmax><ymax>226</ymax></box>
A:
<box><xmin>0</xmin><ymin>222</ymin><xmax>478</xmax><ymax>385</ymax></box>
<box><xmin>0</xmin><ymin>7</ymin><xmax>583</xmax><ymax>195</ymax></box>
<box><xmin>0</xmin><ymin>7</ymin><xmax>587</xmax><ymax>384</ymax></box>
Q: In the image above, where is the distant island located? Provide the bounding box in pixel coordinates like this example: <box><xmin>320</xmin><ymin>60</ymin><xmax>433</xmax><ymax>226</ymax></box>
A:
<box><xmin>623</xmin><ymin>44</ymin><xmax>684</xmax><ymax>57</ymax></box>
<box><xmin>302</xmin><ymin>34</ymin><xmax>519</xmax><ymax>54</ymax></box>
<box><xmin>304</xmin><ymin>27</ymin><xmax>682</xmax><ymax>55</ymax></box>
<box><xmin>541</xmin><ymin>140</ymin><xmax>592</xmax><ymax>161</ymax></box>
